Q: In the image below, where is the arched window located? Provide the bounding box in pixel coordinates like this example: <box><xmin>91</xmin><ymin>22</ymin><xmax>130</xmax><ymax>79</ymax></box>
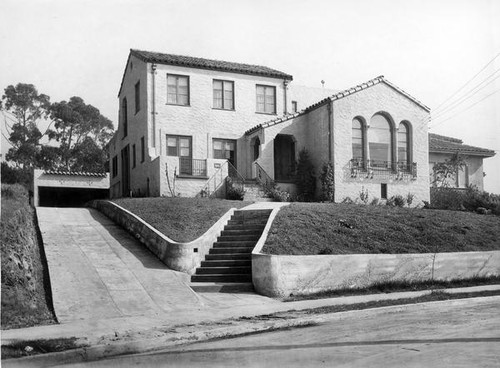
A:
<box><xmin>369</xmin><ymin>114</ymin><xmax>392</xmax><ymax>167</ymax></box>
<box><xmin>398</xmin><ymin>122</ymin><xmax>410</xmax><ymax>165</ymax></box>
<box><xmin>122</xmin><ymin>98</ymin><xmax>128</xmax><ymax>138</ymax></box>
<box><xmin>352</xmin><ymin>118</ymin><xmax>364</xmax><ymax>162</ymax></box>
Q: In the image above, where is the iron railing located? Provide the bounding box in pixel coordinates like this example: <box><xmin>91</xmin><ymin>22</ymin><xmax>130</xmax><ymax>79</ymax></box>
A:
<box><xmin>179</xmin><ymin>157</ymin><xmax>207</xmax><ymax>177</ymax></box>
<box><xmin>199</xmin><ymin>160</ymin><xmax>245</xmax><ymax>198</ymax></box>
<box><xmin>254</xmin><ymin>162</ymin><xmax>274</xmax><ymax>194</ymax></box>
<box><xmin>349</xmin><ymin>159</ymin><xmax>417</xmax><ymax>180</ymax></box>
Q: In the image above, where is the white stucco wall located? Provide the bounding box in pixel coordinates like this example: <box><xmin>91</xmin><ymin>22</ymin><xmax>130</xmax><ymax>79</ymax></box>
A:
<box><xmin>332</xmin><ymin>82</ymin><xmax>430</xmax><ymax>205</ymax></box>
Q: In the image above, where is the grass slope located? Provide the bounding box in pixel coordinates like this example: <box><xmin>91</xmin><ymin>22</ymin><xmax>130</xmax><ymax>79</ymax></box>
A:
<box><xmin>1</xmin><ymin>184</ymin><xmax>56</xmax><ymax>329</ymax></box>
<box><xmin>113</xmin><ymin>197</ymin><xmax>249</xmax><ymax>242</ymax></box>
<box><xmin>263</xmin><ymin>203</ymin><xmax>500</xmax><ymax>255</ymax></box>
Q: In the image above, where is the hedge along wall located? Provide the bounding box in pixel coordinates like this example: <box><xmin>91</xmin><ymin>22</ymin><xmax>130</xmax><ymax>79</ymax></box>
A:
<box><xmin>252</xmin><ymin>251</ymin><xmax>500</xmax><ymax>298</ymax></box>
<box><xmin>89</xmin><ymin>200</ymin><xmax>235</xmax><ymax>274</ymax></box>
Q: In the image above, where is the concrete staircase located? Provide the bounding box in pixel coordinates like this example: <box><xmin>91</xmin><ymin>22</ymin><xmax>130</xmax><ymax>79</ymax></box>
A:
<box><xmin>191</xmin><ymin>209</ymin><xmax>272</xmax><ymax>293</ymax></box>
<box><xmin>243</xmin><ymin>180</ymin><xmax>272</xmax><ymax>202</ymax></box>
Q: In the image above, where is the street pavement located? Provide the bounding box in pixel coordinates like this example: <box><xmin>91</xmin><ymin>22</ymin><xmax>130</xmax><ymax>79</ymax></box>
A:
<box><xmin>52</xmin><ymin>296</ymin><xmax>500</xmax><ymax>368</ymax></box>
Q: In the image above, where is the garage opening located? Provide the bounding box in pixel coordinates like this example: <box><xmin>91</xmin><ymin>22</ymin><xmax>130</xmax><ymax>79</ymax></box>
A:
<box><xmin>38</xmin><ymin>187</ymin><xmax>108</xmax><ymax>207</ymax></box>
<box><xmin>34</xmin><ymin>170</ymin><xmax>110</xmax><ymax>207</ymax></box>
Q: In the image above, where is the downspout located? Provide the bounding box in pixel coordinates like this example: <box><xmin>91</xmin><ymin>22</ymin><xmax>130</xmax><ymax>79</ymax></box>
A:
<box><xmin>283</xmin><ymin>79</ymin><xmax>289</xmax><ymax>115</ymax></box>
<box><xmin>327</xmin><ymin>99</ymin><xmax>332</xmax><ymax>161</ymax></box>
<box><xmin>151</xmin><ymin>63</ymin><xmax>157</xmax><ymax>150</ymax></box>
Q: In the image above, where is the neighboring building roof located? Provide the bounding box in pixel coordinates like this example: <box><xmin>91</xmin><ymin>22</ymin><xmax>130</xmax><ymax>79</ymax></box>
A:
<box><xmin>43</xmin><ymin>170</ymin><xmax>108</xmax><ymax>177</ymax></box>
<box><xmin>429</xmin><ymin>133</ymin><xmax>496</xmax><ymax>157</ymax></box>
<box><xmin>130</xmin><ymin>49</ymin><xmax>293</xmax><ymax>80</ymax></box>
<box><xmin>245</xmin><ymin>75</ymin><xmax>430</xmax><ymax>135</ymax></box>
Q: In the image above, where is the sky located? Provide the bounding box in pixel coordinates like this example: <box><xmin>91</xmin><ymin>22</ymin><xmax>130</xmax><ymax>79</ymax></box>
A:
<box><xmin>1</xmin><ymin>0</ymin><xmax>499</xmax><ymax>193</ymax></box>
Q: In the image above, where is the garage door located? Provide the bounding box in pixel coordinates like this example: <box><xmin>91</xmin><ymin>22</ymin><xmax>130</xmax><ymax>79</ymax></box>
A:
<box><xmin>38</xmin><ymin>186</ymin><xmax>108</xmax><ymax>207</ymax></box>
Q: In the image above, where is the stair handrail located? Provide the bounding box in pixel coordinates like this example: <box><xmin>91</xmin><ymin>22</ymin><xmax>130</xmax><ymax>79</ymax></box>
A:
<box><xmin>254</xmin><ymin>162</ymin><xmax>274</xmax><ymax>194</ymax></box>
<box><xmin>226</xmin><ymin>160</ymin><xmax>245</xmax><ymax>194</ymax></box>
<box><xmin>199</xmin><ymin>160</ymin><xmax>228</xmax><ymax>197</ymax></box>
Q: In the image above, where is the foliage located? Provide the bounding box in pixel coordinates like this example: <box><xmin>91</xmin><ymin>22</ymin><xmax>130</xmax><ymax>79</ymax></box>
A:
<box><xmin>1</xmin><ymin>83</ymin><xmax>50</xmax><ymax>169</ymax></box>
<box><xmin>0</xmin><ymin>162</ymin><xmax>32</xmax><ymax>186</ymax></box>
<box><xmin>320</xmin><ymin>162</ymin><xmax>335</xmax><ymax>202</ymax></box>
<box><xmin>359</xmin><ymin>187</ymin><xmax>369</xmax><ymax>204</ymax></box>
<box><xmin>1</xmin><ymin>184</ymin><xmax>56</xmax><ymax>329</ymax></box>
<box><xmin>48</xmin><ymin>96</ymin><xmax>114</xmax><ymax>171</ymax></box>
<box><xmin>268</xmin><ymin>187</ymin><xmax>292</xmax><ymax>202</ymax></box>
<box><xmin>431</xmin><ymin>152</ymin><xmax>467</xmax><ymax>187</ymax></box>
<box><xmin>370</xmin><ymin>197</ymin><xmax>380</xmax><ymax>206</ymax></box>
<box><xmin>387</xmin><ymin>195</ymin><xmax>406</xmax><ymax>207</ymax></box>
<box><xmin>294</xmin><ymin>148</ymin><xmax>315</xmax><ymax>202</ymax></box>
<box><xmin>406</xmin><ymin>192</ymin><xmax>415</xmax><ymax>206</ymax></box>
<box><xmin>226</xmin><ymin>178</ymin><xmax>245</xmax><ymax>200</ymax></box>
<box><xmin>341</xmin><ymin>197</ymin><xmax>354</xmax><ymax>204</ymax></box>
<box><xmin>429</xmin><ymin>186</ymin><xmax>500</xmax><ymax>215</ymax></box>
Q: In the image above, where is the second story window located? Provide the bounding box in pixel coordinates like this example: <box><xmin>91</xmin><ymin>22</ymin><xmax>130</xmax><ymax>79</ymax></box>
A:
<box><xmin>167</xmin><ymin>74</ymin><xmax>189</xmax><ymax>106</ymax></box>
<box><xmin>213</xmin><ymin>80</ymin><xmax>234</xmax><ymax>110</ymax></box>
<box><xmin>256</xmin><ymin>85</ymin><xmax>276</xmax><ymax>114</ymax></box>
<box><xmin>135</xmin><ymin>81</ymin><xmax>141</xmax><ymax>113</ymax></box>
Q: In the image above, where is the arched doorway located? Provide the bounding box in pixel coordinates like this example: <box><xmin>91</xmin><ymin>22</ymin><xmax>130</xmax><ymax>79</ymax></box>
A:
<box><xmin>274</xmin><ymin>134</ymin><xmax>295</xmax><ymax>181</ymax></box>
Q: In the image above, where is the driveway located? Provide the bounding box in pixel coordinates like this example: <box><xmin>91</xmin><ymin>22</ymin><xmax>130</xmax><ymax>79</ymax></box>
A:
<box><xmin>37</xmin><ymin>207</ymin><xmax>202</xmax><ymax>323</ymax></box>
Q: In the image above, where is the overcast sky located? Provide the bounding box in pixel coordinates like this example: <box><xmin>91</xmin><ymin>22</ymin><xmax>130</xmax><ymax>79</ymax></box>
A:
<box><xmin>1</xmin><ymin>0</ymin><xmax>499</xmax><ymax>193</ymax></box>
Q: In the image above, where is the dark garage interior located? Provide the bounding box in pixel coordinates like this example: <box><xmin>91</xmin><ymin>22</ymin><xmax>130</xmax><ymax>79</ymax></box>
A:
<box><xmin>38</xmin><ymin>186</ymin><xmax>108</xmax><ymax>207</ymax></box>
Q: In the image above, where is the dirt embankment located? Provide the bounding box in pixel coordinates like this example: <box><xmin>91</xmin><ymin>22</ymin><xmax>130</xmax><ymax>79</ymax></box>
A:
<box><xmin>1</xmin><ymin>184</ymin><xmax>56</xmax><ymax>329</ymax></box>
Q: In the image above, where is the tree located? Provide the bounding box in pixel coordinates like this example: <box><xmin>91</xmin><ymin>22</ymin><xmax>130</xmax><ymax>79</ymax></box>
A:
<box><xmin>0</xmin><ymin>83</ymin><xmax>50</xmax><ymax>169</ymax></box>
<box><xmin>294</xmin><ymin>148</ymin><xmax>316</xmax><ymax>201</ymax></box>
<box><xmin>48</xmin><ymin>96</ymin><xmax>114</xmax><ymax>172</ymax></box>
<box><xmin>431</xmin><ymin>152</ymin><xmax>466</xmax><ymax>187</ymax></box>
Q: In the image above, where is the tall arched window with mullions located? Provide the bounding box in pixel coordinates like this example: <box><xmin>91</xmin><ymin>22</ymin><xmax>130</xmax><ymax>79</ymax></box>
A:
<box><xmin>369</xmin><ymin>114</ymin><xmax>392</xmax><ymax>168</ymax></box>
<box><xmin>352</xmin><ymin>118</ymin><xmax>364</xmax><ymax>165</ymax></box>
<box><xmin>398</xmin><ymin>122</ymin><xmax>410</xmax><ymax>167</ymax></box>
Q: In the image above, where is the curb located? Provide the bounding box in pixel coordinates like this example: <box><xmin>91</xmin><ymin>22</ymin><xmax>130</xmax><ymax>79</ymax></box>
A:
<box><xmin>3</xmin><ymin>290</ymin><xmax>499</xmax><ymax>367</ymax></box>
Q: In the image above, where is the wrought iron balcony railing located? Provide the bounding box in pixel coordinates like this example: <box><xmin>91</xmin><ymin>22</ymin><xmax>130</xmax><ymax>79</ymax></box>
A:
<box><xmin>349</xmin><ymin>159</ymin><xmax>417</xmax><ymax>180</ymax></box>
<box><xmin>179</xmin><ymin>157</ymin><xmax>207</xmax><ymax>177</ymax></box>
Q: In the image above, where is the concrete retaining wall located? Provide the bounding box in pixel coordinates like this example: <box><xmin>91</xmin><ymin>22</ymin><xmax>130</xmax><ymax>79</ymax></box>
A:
<box><xmin>252</xmin><ymin>251</ymin><xmax>500</xmax><ymax>298</ymax></box>
<box><xmin>89</xmin><ymin>200</ymin><xmax>235</xmax><ymax>274</ymax></box>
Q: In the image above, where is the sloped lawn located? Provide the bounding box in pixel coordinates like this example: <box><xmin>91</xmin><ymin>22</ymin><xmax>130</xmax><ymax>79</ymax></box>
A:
<box><xmin>113</xmin><ymin>197</ymin><xmax>249</xmax><ymax>242</ymax></box>
<box><xmin>263</xmin><ymin>203</ymin><xmax>500</xmax><ymax>255</ymax></box>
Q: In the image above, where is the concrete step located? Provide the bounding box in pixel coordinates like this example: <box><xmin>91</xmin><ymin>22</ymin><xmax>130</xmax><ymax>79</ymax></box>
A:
<box><xmin>191</xmin><ymin>274</ymin><xmax>252</xmax><ymax>283</ymax></box>
<box><xmin>209</xmin><ymin>247</ymin><xmax>253</xmax><ymax>254</ymax></box>
<box><xmin>201</xmin><ymin>260</ymin><xmax>251</xmax><ymax>267</ymax></box>
<box><xmin>221</xmin><ymin>229</ymin><xmax>263</xmax><ymax>236</ymax></box>
<box><xmin>190</xmin><ymin>282</ymin><xmax>254</xmax><ymax>293</ymax></box>
<box><xmin>205</xmin><ymin>254</ymin><xmax>251</xmax><ymax>261</ymax></box>
<box><xmin>195</xmin><ymin>266</ymin><xmax>251</xmax><ymax>275</ymax></box>
<box><xmin>217</xmin><ymin>235</ymin><xmax>260</xmax><ymax>242</ymax></box>
<box><xmin>213</xmin><ymin>241</ymin><xmax>256</xmax><ymax>247</ymax></box>
<box><xmin>223</xmin><ymin>224</ymin><xmax>266</xmax><ymax>231</ymax></box>
<box><xmin>227</xmin><ymin>219</ymin><xmax>268</xmax><ymax>226</ymax></box>
<box><xmin>232</xmin><ymin>209</ymin><xmax>272</xmax><ymax>217</ymax></box>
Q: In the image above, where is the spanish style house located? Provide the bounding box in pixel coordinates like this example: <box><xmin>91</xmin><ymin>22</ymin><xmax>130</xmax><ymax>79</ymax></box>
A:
<box><xmin>108</xmin><ymin>49</ymin><xmax>494</xmax><ymax>204</ymax></box>
<box><xmin>429</xmin><ymin>133</ymin><xmax>495</xmax><ymax>190</ymax></box>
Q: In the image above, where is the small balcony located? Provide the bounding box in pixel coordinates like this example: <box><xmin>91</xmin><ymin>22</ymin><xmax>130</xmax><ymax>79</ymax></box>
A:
<box><xmin>179</xmin><ymin>157</ymin><xmax>207</xmax><ymax>177</ymax></box>
<box><xmin>349</xmin><ymin>159</ymin><xmax>417</xmax><ymax>180</ymax></box>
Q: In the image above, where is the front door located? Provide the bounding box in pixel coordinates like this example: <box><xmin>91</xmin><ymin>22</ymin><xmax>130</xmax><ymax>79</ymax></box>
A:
<box><xmin>274</xmin><ymin>135</ymin><xmax>295</xmax><ymax>181</ymax></box>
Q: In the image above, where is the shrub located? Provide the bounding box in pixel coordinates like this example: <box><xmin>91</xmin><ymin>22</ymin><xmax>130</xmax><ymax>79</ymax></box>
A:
<box><xmin>430</xmin><ymin>187</ymin><xmax>465</xmax><ymax>210</ymax></box>
<box><xmin>370</xmin><ymin>197</ymin><xmax>380</xmax><ymax>206</ymax></box>
<box><xmin>359</xmin><ymin>187</ymin><xmax>369</xmax><ymax>204</ymax></box>
<box><xmin>268</xmin><ymin>187</ymin><xmax>292</xmax><ymax>202</ymax></box>
<box><xmin>294</xmin><ymin>148</ymin><xmax>315</xmax><ymax>202</ymax></box>
<box><xmin>406</xmin><ymin>192</ymin><xmax>415</xmax><ymax>207</ymax></box>
<box><xmin>320</xmin><ymin>162</ymin><xmax>335</xmax><ymax>202</ymax></box>
<box><xmin>393</xmin><ymin>195</ymin><xmax>406</xmax><ymax>207</ymax></box>
<box><xmin>341</xmin><ymin>197</ymin><xmax>354</xmax><ymax>204</ymax></box>
<box><xmin>226</xmin><ymin>179</ymin><xmax>245</xmax><ymax>200</ymax></box>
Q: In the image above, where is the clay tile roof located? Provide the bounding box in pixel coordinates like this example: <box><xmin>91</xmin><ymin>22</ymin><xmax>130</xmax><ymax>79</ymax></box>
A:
<box><xmin>130</xmin><ymin>49</ymin><xmax>293</xmax><ymax>80</ymax></box>
<box><xmin>245</xmin><ymin>76</ymin><xmax>430</xmax><ymax>136</ymax></box>
<box><xmin>43</xmin><ymin>170</ymin><xmax>108</xmax><ymax>177</ymax></box>
<box><xmin>429</xmin><ymin>133</ymin><xmax>496</xmax><ymax>157</ymax></box>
